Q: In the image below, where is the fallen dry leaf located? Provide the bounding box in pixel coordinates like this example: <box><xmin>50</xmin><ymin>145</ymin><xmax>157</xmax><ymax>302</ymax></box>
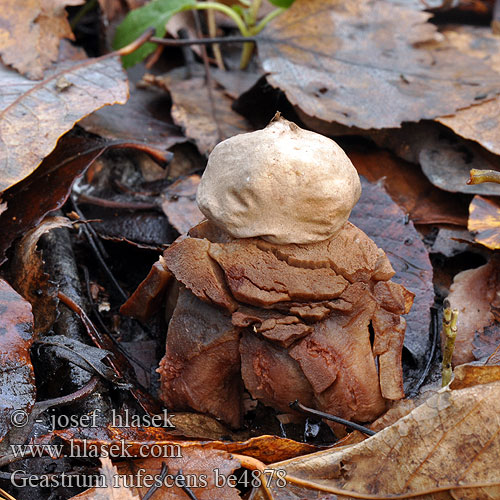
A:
<box><xmin>73</xmin><ymin>457</ymin><xmax>139</xmax><ymax>499</ymax></box>
<box><xmin>258</xmin><ymin>0</ymin><xmax>500</xmax><ymax>129</ymax></box>
<box><xmin>161</xmin><ymin>174</ymin><xmax>204</xmax><ymax>234</ymax></box>
<box><xmin>348</xmin><ymin>149</ymin><xmax>468</xmax><ymax>226</ymax></box>
<box><xmin>371</xmin><ymin>122</ymin><xmax>500</xmax><ymax>196</ymax></box>
<box><xmin>0</xmin><ymin>280</ymin><xmax>35</xmax><ymax>444</ymax></box>
<box><xmin>11</xmin><ymin>217</ymin><xmax>72</xmax><ymax>335</ymax></box>
<box><xmin>468</xmin><ymin>195</ymin><xmax>500</xmax><ymax>250</ymax></box>
<box><xmin>144</xmin><ymin>64</ymin><xmax>252</xmax><ymax>155</ymax></box>
<box><xmin>0</xmin><ymin>56</ymin><xmax>128</xmax><ymax>193</ymax></box>
<box><xmin>0</xmin><ymin>135</ymin><xmax>111</xmax><ymax>266</ymax></box>
<box><xmin>451</xmin><ymin>364</ymin><xmax>500</xmax><ymax>390</ymax></box>
<box><xmin>296</xmin><ymin>111</ymin><xmax>500</xmax><ymax>198</ymax></box>
<box><xmin>0</xmin><ymin>0</ymin><xmax>84</xmax><ymax>80</ymax></box>
<box><xmin>351</xmin><ymin>177</ymin><xmax>434</xmax><ymax>364</ymax></box>
<box><xmin>80</xmin><ymin>84</ymin><xmax>185</xmax><ymax>150</ymax></box>
<box><xmin>37</xmin><ymin>425</ymin><xmax>317</xmax><ymax>464</ymax></box>
<box><xmin>446</xmin><ymin>255</ymin><xmax>500</xmax><ymax>366</ymax></box>
<box><xmin>251</xmin><ymin>375</ymin><xmax>500</xmax><ymax>499</ymax></box>
<box><xmin>74</xmin><ymin>449</ymin><xmax>242</xmax><ymax>499</ymax></box>
<box><xmin>437</xmin><ymin>26</ymin><xmax>500</xmax><ymax>156</ymax></box>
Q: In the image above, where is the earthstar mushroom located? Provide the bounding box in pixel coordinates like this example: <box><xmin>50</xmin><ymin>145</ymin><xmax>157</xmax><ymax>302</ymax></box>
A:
<box><xmin>121</xmin><ymin>115</ymin><xmax>414</xmax><ymax>429</ymax></box>
<box><xmin>196</xmin><ymin>116</ymin><xmax>362</xmax><ymax>244</ymax></box>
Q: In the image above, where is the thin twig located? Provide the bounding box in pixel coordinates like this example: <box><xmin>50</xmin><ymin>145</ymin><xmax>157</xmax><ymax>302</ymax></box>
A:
<box><xmin>58</xmin><ymin>291</ymin><xmax>163</xmax><ymax>415</ymax></box>
<box><xmin>35</xmin><ymin>376</ymin><xmax>100</xmax><ymax>412</ymax></box>
<box><xmin>82</xmin><ymin>265</ymin><xmax>153</xmax><ymax>376</ymax></box>
<box><xmin>77</xmin><ymin>193</ymin><xmax>158</xmax><ymax>211</ymax></box>
<box><xmin>71</xmin><ymin>196</ymin><xmax>109</xmax><ymax>257</ymax></box>
<box><xmin>117</xmin><ymin>28</ymin><xmax>155</xmax><ymax>56</ymax></box>
<box><xmin>151</xmin><ymin>35</ymin><xmax>257</xmax><ymax>46</ymax></box>
<box><xmin>71</xmin><ymin>196</ymin><xmax>128</xmax><ymax>301</ymax></box>
<box><xmin>143</xmin><ymin>463</ymin><xmax>169</xmax><ymax>500</ymax></box>
<box><xmin>0</xmin><ymin>487</ymin><xmax>16</xmax><ymax>500</ymax></box>
<box><xmin>175</xmin><ymin>469</ymin><xmax>199</xmax><ymax>500</ymax></box>
<box><xmin>192</xmin><ymin>10</ymin><xmax>223</xmax><ymax>144</ymax></box>
<box><xmin>290</xmin><ymin>401</ymin><xmax>376</xmax><ymax>436</ymax></box>
<box><xmin>408</xmin><ymin>307</ymin><xmax>438</xmax><ymax>397</ymax></box>
<box><xmin>207</xmin><ymin>7</ymin><xmax>225</xmax><ymax>69</ymax></box>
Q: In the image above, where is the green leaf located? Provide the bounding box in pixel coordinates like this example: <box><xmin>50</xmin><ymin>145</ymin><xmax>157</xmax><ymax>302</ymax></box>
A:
<box><xmin>113</xmin><ymin>0</ymin><xmax>196</xmax><ymax>68</ymax></box>
<box><xmin>267</xmin><ymin>0</ymin><xmax>295</xmax><ymax>7</ymax></box>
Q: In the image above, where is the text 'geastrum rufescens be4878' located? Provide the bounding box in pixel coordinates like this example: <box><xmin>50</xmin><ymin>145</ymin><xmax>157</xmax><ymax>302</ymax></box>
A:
<box><xmin>121</xmin><ymin>114</ymin><xmax>414</xmax><ymax>429</ymax></box>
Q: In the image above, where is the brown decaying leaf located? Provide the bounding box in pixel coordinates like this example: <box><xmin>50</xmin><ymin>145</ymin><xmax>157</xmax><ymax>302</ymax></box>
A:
<box><xmin>297</xmin><ymin>112</ymin><xmax>500</xmax><ymax>197</ymax></box>
<box><xmin>451</xmin><ymin>364</ymin><xmax>500</xmax><ymax>390</ymax></box>
<box><xmin>446</xmin><ymin>255</ymin><xmax>500</xmax><ymax>366</ymax></box>
<box><xmin>0</xmin><ymin>280</ymin><xmax>35</xmax><ymax>444</ymax></box>
<box><xmin>437</xmin><ymin>26</ymin><xmax>500</xmax><ymax>156</ymax></box>
<box><xmin>0</xmin><ymin>0</ymin><xmax>84</xmax><ymax>80</ymax></box>
<box><xmin>37</xmin><ymin>425</ymin><xmax>317</xmax><ymax>464</ymax></box>
<box><xmin>371</xmin><ymin>122</ymin><xmax>500</xmax><ymax>196</ymax></box>
<box><xmin>144</xmin><ymin>65</ymin><xmax>252</xmax><ymax>155</ymax></box>
<box><xmin>252</xmin><ymin>375</ymin><xmax>500</xmax><ymax>499</ymax></box>
<box><xmin>351</xmin><ymin>177</ymin><xmax>434</xmax><ymax>363</ymax></box>
<box><xmin>468</xmin><ymin>195</ymin><xmax>500</xmax><ymax>250</ymax></box>
<box><xmin>97</xmin><ymin>0</ymin><xmax>126</xmax><ymax>21</ymax></box>
<box><xmin>161</xmin><ymin>175</ymin><xmax>204</xmax><ymax>234</ymax></box>
<box><xmin>79</xmin><ymin>84</ymin><xmax>185</xmax><ymax>150</ymax></box>
<box><xmin>11</xmin><ymin>216</ymin><xmax>73</xmax><ymax>335</ymax></box>
<box><xmin>74</xmin><ymin>457</ymin><xmax>139</xmax><ymax>499</ymax></box>
<box><xmin>348</xmin><ymin>149</ymin><xmax>468</xmax><ymax>226</ymax></box>
<box><xmin>0</xmin><ymin>56</ymin><xmax>128</xmax><ymax>193</ymax></box>
<box><xmin>0</xmin><ymin>135</ymin><xmax>110</xmax><ymax>266</ymax></box>
<box><xmin>258</xmin><ymin>0</ymin><xmax>500</xmax><ymax>130</ymax></box>
<box><xmin>74</xmin><ymin>449</ymin><xmax>241</xmax><ymax>500</ymax></box>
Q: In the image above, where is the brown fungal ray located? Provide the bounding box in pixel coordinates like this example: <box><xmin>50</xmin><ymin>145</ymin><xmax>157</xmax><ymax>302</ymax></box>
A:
<box><xmin>240</xmin><ymin>331</ymin><xmax>314</xmax><ymax>413</ymax></box>
<box><xmin>372</xmin><ymin>281</ymin><xmax>414</xmax><ymax>315</ymax></box>
<box><xmin>120</xmin><ymin>257</ymin><xmax>173</xmax><ymax>322</ymax></box>
<box><xmin>232</xmin><ymin>306</ymin><xmax>313</xmax><ymax>348</ymax></box>
<box><xmin>163</xmin><ymin>237</ymin><xmax>238</xmax><ymax>313</ymax></box>
<box><xmin>290</xmin><ymin>283</ymin><xmax>387</xmax><ymax>423</ymax></box>
<box><xmin>157</xmin><ymin>287</ymin><xmax>243</xmax><ymax>428</ymax></box>
<box><xmin>153</xmin><ymin>218</ymin><xmax>412</xmax><ymax>426</ymax></box>
<box><xmin>256</xmin><ymin>222</ymin><xmax>395</xmax><ymax>284</ymax></box>
<box><xmin>188</xmin><ymin>219</ymin><xmax>235</xmax><ymax>243</ymax></box>
<box><xmin>208</xmin><ymin>239</ymin><xmax>348</xmax><ymax>307</ymax></box>
<box><xmin>372</xmin><ymin>308</ymin><xmax>407</xmax><ymax>400</ymax></box>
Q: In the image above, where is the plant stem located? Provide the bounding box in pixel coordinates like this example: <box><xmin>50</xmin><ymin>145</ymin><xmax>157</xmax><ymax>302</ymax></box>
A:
<box><xmin>186</xmin><ymin>2</ymin><xmax>250</xmax><ymax>36</ymax></box>
<box><xmin>468</xmin><ymin>168</ymin><xmax>500</xmax><ymax>185</ymax></box>
<box><xmin>70</xmin><ymin>0</ymin><xmax>98</xmax><ymax>30</ymax></box>
<box><xmin>238</xmin><ymin>7</ymin><xmax>285</xmax><ymax>68</ymax></box>
<box><xmin>253</xmin><ymin>7</ymin><xmax>285</xmax><ymax>34</ymax></box>
<box><xmin>151</xmin><ymin>35</ymin><xmax>257</xmax><ymax>46</ymax></box>
<box><xmin>442</xmin><ymin>306</ymin><xmax>459</xmax><ymax>387</ymax></box>
<box><xmin>207</xmin><ymin>7</ymin><xmax>225</xmax><ymax>69</ymax></box>
<box><xmin>248</xmin><ymin>0</ymin><xmax>263</xmax><ymax>25</ymax></box>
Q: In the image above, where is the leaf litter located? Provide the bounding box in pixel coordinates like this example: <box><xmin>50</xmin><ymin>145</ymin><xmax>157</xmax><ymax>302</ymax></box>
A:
<box><xmin>258</xmin><ymin>0</ymin><xmax>500</xmax><ymax>129</ymax></box>
<box><xmin>2</xmin><ymin>0</ymin><xmax>500</xmax><ymax>499</ymax></box>
<box><xmin>0</xmin><ymin>0</ymin><xmax>84</xmax><ymax>79</ymax></box>
<box><xmin>0</xmin><ymin>56</ymin><xmax>128</xmax><ymax>193</ymax></box>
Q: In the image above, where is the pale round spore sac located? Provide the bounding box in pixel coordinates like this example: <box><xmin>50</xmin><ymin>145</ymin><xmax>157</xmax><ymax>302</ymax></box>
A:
<box><xmin>196</xmin><ymin>116</ymin><xmax>361</xmax><ymax>244</ymax></box>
